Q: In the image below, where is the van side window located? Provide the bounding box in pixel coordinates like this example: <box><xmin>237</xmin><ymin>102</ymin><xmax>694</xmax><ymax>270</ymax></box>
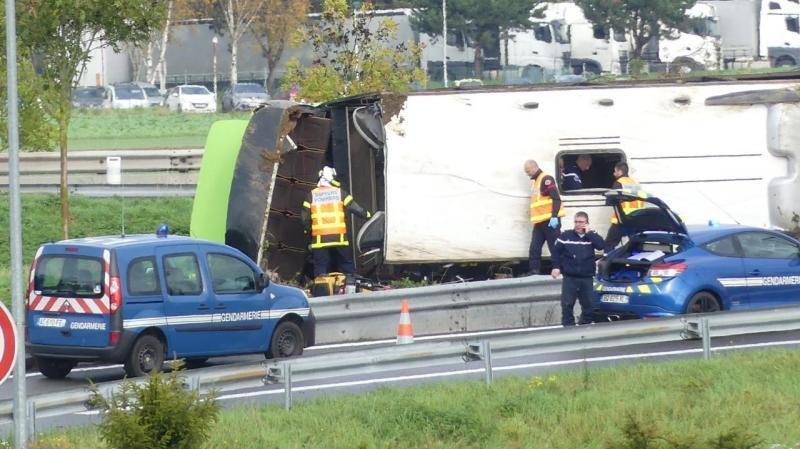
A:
<box><xmin>787</xmin><ymin>17</ymin><xmax>800</xmax><ymax>34</ymax></box>
<box><xmin>128</xmin><ymin>257</ymin><xmax>160</xmax><ymax>296</ymax></box>
<box><xmin>163</xmin><ymin>254</ymin><xmax>203</xmax><ymax>296</ymax></box>
<box><xmin>556</xmin><ymin>150</ymin><xmax>626</xmax><ymax>193</ymax></box>
<box><xmin>207</xmin><ymin>253</ymin><xmax>257</xmax><ymax>294</ymax></box>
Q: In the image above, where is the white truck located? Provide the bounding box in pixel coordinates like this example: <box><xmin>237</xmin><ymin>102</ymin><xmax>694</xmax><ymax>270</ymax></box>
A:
<box><xmin>701</xmin><ymin>0</ymin><xmax>800</xmax><ymax>68</ymax></box>
<box><xmin>191</xmin><ymin>73</ymin><xmax>800</xmax><ymax>281</ymax></box>
<box><xmin>503</xmin><ymin>2</ymin><xmax>626</xmax><ymax>77</ymax></box>
<box><xmin>655</xmin><ymin>2</ymin><xmax>721</xmax><ymax>71</ymax></box>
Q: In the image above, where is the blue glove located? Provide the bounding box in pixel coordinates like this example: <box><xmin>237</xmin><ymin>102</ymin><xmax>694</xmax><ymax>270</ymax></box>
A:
<box><xmin>548</xmin><ymin>217</ymin><xmax>559</xmax><ymax>229</ymax></box>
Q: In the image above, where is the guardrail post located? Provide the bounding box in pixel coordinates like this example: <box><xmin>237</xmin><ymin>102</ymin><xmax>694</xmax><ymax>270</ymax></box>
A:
<box><xmin>26</xmin><ymin>401</ymin><xmax>35</xmax><ymax>442</ymax></box>
<box><xmin>700</xmin><ymin>318</ymin><xmax>711</xmax><ymax>360</ymax></box>
<box><xmin>481</xmin><ymin>340</ymin><xmax>493</xmax><ymax>385</ymax></box>
<box><xmin>283</xmin><ymin>362</ymin><xmax>292</xmax><ymax>410</ymax></box>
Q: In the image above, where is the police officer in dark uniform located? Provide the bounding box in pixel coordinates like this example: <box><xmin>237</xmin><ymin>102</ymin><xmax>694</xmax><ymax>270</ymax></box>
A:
<box><xmin>524</xmin><ymin>159</ymin><xmax>565</xmax><ymax>275</ymax></box>
<box><xmin>551</xmin><ymin>211</ymin><xmax>605</xmax><ymax>326</ymax></box>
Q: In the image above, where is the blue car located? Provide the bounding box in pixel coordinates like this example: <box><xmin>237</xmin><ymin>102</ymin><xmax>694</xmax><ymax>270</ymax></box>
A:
<box><xmin>595</xmin><ymin>191</ymin><xmax>800</xmax><ymax>319</ymax></box>
<box><xmin>26</xmin><ymin>231</ymin><xmax>314</xmax><ymax>378</ymax></box>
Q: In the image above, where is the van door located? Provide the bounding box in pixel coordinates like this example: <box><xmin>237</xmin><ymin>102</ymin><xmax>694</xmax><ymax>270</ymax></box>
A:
<box><xmin>202</xmin><ymin>249</ymin><xmax>267</xmax><ymax>353</ymax></box>
<box><xmin>156</xmin><ymin>247</ymin><xmax>216</xmax><ymax>357</ymax></box>
<box><xmin>28</xmin><ymin>247</ymin><xmax>113</xmax><ymax>348</ymax></box>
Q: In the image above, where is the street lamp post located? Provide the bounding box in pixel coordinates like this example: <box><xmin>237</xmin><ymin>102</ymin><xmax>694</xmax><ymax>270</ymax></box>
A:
<box><xmin>443</xmin><ymin>0</ymin><xmax>448</xmax><ymax>88</ymax></box>
<box><xmin>212</xmin><ymin>36</ymin><xmax>218</xmax><ymax>97</ymax></box>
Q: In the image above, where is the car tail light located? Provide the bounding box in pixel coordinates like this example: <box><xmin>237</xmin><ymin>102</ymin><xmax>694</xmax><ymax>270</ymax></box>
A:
<box><xmin>648</xmin><ymin>262</ymin><xmax>687</xmax><ymax>278</ymax></box>
<box><xmin>109</xmin><ymin>331</ymin><xmax>120</xmax><ymax>345</ymax></box>
<box><xmin>109</xmin><ymin>276</ymin><xmax>122</xmax><ymax>314</ymax></box>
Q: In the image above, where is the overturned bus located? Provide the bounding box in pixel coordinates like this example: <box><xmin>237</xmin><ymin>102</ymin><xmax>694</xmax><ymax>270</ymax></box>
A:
<box><xmin>190</xmin><ymin>73</ymin><xmax>800</xmax><ymax>282</ymax></box>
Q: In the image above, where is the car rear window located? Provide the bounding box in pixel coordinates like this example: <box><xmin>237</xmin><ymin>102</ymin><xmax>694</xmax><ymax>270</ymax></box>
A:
<box><xmin>115</xmin><ymin>86</ymin><xmax>145</xmax><ymax>100</ymax></box>
<box><xmin>143</xmin><ymin>87</ymin><xmax>161</xmax><ymax>98</ymax></box>
<box><xmin>34</xmin><ymin>255</ymin><xmax>104</xmax><ymax>298</ymax></box>
<box><xmin>181</xmin><ymin>86</ymin><xmax>210</xmax><ymax>95</ymax></box>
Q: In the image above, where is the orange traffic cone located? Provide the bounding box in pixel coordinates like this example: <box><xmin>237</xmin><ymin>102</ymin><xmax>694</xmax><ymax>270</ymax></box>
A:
<box><xmin>396</xmin><ymin>299</ymin><xmax>414</xmax><ymax>345</ymax></box>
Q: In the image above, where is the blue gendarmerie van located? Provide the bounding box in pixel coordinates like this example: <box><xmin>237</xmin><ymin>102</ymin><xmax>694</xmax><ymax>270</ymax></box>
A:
<box><xmin>25</xmin><ymin>229</ymin><xmax>314</xmax><ymax>378</ymax></box>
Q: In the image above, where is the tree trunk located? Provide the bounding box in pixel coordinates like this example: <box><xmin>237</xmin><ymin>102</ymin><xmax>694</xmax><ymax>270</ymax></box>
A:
<box><xmin>144</xmin><ymin>41</ymin><xmax>155</xmax><ymax>82</ymax></box>
<box><xmin>473</xmin><ymin>45</ymin><xmax>483</xmax><ymax>79</ymax></box>
<box><xmin>231</xmin><ymin>37</ymin><xmax>239</xmax><ymax>85</ymax></box>
<box><xmin>58</xmin><ymin>105</ymin><xmax>70</xmax><ymax>239</ymax></box>
<box><xmin>151</xmin><ymin>0</ymin><xmax>173</xmax><ymax>85</ymax></box>
<box><xmin>267</xmin><ymin>58</ymin><xmax>277</xmax><ymax>95</ymax></box>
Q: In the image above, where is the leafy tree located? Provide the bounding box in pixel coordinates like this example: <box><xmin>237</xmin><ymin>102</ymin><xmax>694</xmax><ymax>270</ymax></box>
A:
<box><xmin>0</xmin><ymin>54</ymin><xmax>56</xmax><ymax>152</ymax></box>
<box><xmin>282</xmin><ymin>0</ymin><xmax>426</xmax><ymax>103</ymax></box>
<box><xmin>409</xmin><ymin>0</ymin><xmax>538</xmax><ymax>76</ymax></box>
<box><xmin>250</xmin><ymin>0</ymin><xmax>310</xmax><ymax>94</ymax></box>
<box><xmin>188</xmin><ymin>0</ymin><xmax>266</xmax><ymax>86</ymax></box>
<box><xmin>576</xmin><ymin>0</ymin><xmax>697</xmax><ymax>60</ymax></box>
<box><xmin>16</xmin><ymin>0</ymin><xmax>167</xmax><ymax>238</ymax></box>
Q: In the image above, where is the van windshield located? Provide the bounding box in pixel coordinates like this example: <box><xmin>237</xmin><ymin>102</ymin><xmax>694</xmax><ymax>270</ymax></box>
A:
<box><xmin>34</xmin><ymin>255</ymin><xmax>104</xmax><ymax>298</ymax></box>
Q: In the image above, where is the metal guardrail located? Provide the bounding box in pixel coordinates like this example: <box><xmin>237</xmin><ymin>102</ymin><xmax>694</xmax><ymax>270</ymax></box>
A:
<box><xmin>0</xmin><ymin>149</ymin><xmax>202</xmax><ymax>196</ymax></box>
<box><xmin>5</xmin><ymin>304</ymin><xmax>800</xmax><ymax>430</ymax></box>
<box><xmin>311</xmin><ymin>276</ymin><xmax>563</xmax><ymax>343</ymax></box>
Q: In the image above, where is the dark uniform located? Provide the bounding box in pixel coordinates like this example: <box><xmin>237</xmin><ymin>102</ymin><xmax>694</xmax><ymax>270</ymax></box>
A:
<box><xmin>552</xmin><ymin>229</ymin><xmax>605</xmax><ymax>326</ymax></box>
<box><xmin>301</xmin><ymin>179</ymin><xmax>370</xmax><ymax>277</ymax></box>
<box><xmin>529</xmin><ymin>170</ymin><xmax>565</xmax><ymax>274</ymax></box>
<box><xmin>562</xmin><ymin>163</ymin><xmax>584</xmax><ymax>191</ymax></box>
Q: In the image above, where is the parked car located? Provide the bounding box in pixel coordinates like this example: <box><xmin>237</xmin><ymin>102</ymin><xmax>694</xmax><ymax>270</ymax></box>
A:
<box><xmin>132</xmin><ymin>81</ymin><xmax>164</xmax><ymax>107</ymax></box>
<box><xmin>221</xmin><ymin>82</ymin><xmax>270</xmax><ymax>112</ymax></box>
<box><xmin>106</xmin><ymin>83</ymin><xmax>149</xmax><ymax>109</ymax></box>
<box><xmin>72</xmin><ymin>86</ymin><xmax>109</xmax><ymax>109</ymax></box>
<box><xmin>595</xmin><ymin>191</ymin><xmax>800</xmax><ymax>320</ymax></box>
<box><xmin>164</xmin><ymin>85</ymin><xmax>217</xmax><ymax>113</ymax></box>
<box><xmin>26</xmin><ymin>229</ymin><xmax>315</xmax><ymax>378</ymax></box>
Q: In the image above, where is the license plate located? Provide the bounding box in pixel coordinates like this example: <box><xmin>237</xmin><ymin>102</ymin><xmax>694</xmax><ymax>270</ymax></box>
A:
<box><xmin>601</xmin><ymin>294</ymin><xmax>629</xmax><ymax>304</ymax></box>
<box><xmin>36</xmin><ymin>317</ymin><xmax>66</xmax><ymax>328</ymax></box>
<box><xmin>193</xmin><ymin>103</ymin><xmax>207</xmax><ymax>108</ymax></box>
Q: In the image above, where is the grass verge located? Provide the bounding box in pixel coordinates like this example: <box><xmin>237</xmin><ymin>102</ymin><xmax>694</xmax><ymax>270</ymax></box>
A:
<box><xmin>18</xmin><ymin>348</ymin><xmax>800</xmax><ymax>449</ymax></box>
<box><xmin>67</xmin><ymin>108</ymin><xmax>250</xmax><ymax>150</ymax></box>
<box><xmin>0</xmin><ymin>195</ymin><xmax>193</xmax><ymax>304</ymax></box>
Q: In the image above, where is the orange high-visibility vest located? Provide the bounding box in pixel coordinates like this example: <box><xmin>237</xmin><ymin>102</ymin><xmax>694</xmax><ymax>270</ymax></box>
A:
<box><xmin>309</xmin><ymin>186</ymin><xmax>348</xmax><ymax>248</ymax></box>
<box><xmin>611</xmin><ymin>176</ymin><xmax>645</xmax><ymax>224</ymax></box>
<box><xmin>530</xmin><ymin>172</ymin><xmax>565</xmax><ymax>224</ymax></box>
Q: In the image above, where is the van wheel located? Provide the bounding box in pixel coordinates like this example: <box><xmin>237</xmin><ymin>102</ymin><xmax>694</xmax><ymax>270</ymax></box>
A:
<box><xmin>266</xmin><ymin>321</ymin><xmax>304</xmax><ymax>359</ymax></box>
<box><xmin>125</xmin><ymin>334</ymin><xmax>165</xmax><ymax>377</ymax></box>
<box><xmin>685</xmin><ymin>292</ymin><xmax>721</xmax><ymax>314</ymax></box>
<box><xmin>36</xmin><ymin>358</ymin><xmax>76</xmax><ymax>379</ymax></box>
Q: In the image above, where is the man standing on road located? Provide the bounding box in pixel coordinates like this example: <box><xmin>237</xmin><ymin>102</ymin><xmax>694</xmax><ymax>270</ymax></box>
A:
<box><xmin>551</xmin><ymin>211</ymin><xmax>605</xmax><ymax>326</ymax></box>
<box><xmin>524</xmin><ymin>159</ymin><xmax>565</xmax><ymax>275</ymax></box>
<box><xmin>563</xmin><ymin>154</ymin><xmax>593</xmax><ymax>191</ymax></box>
<box><xmin>302</xmin><ymin>166</ymin><xmax>371</xmax><ymax>278</ymax></box>
<box><xmin>605</xmin><ymin>162</ymin><xmax>644</xmax><ymax>252</ymax></box>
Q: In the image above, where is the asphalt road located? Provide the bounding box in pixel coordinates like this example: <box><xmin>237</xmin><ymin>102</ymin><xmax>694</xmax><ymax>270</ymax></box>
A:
<box><xmin>3</xmin><ymin>325</ymin><xmax>800</xmax><ymax>434</ymax></box>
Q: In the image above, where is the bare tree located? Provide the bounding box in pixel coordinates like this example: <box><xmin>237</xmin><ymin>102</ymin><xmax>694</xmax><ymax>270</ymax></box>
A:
<box><xmin>251</xmin><ymin>0</ymin><xmax>310</xmax><ymax>93</ymax></box>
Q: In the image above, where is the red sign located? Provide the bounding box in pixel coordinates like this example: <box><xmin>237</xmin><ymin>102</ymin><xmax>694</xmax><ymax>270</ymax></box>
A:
<box><xmin>0</xmin><ymin>302</ymin><xmax>17</xmax><ymax>385</ymax></box>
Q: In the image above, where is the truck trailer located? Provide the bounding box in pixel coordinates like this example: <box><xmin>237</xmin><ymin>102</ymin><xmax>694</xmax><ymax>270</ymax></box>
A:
<box><xmin>190</xmin><ymin>73</ymin><xmax>800</xmax><ymax>282</ymax></box>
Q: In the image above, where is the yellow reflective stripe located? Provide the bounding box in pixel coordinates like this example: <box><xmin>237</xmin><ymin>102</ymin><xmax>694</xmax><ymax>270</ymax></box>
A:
<box><xmin>303</xmin><ymin>201</ymin><xmax>311</xmax><ymax>208</ymax></box>
<box><xmin>343</xmin><ymin>195</ymin><xmax>353</xmax><ymax>206</ymax></box>
<box><xmin>626</xmin><ymin>286</ymin><xmax>633</xmax><ymax>293</ymax></box>
<box><xmin>311</xmin><ymin>241</ymin><xmax>350</xmax><ymax>248</ymax></box>
<box><xmin>311</xmin><ymin>212</ymin><xmax>344</xmax><ymax>219</ymax></box>
<box><xmin>651</xmin><ymin>277</ymin><xmax>663</xmax><ymax>283</ymax></box>
<box><xmin>637</xmin><ymin>285</ymin><xmax>652</xmax><ymax>294</ymax></box>
<box><xmin>331</xmin><ymin>179</ymin><xmax>341</xmax><ymax>187</ymax></box>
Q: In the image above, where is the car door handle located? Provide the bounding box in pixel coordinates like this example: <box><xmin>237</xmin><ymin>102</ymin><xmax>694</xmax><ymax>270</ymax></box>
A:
<box><xmin>214</xmin><ymin>304</ymin><xmax>226</xmax><ymax>310</ymax></box>
<box><xmin>532</xmin><ymin>51</ymin><xmax>539</xmax><ymax>54</ymax></box>
<box><xmin>197</xmin><ymin>304</ymin><xmax>210</xmax><ymax>310</ymax></box>
<box><xmin>748</xmin><ymin>270</ymin><xmax>761</xmax><ymax>276</ymax></box>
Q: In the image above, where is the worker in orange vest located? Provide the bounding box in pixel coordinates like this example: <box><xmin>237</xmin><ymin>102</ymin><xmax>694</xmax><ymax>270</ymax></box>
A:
<box><xmin>302</xmin><ymin>166</ymin><xmax>371</xmax><ymax>277</ymax></box>
<box><xmin>605</xmin><ymin>161</ymin><xmax>645</xmax><ymax>252</ymax></box>
<box><xmin>524</xmin><ymin>159</ymin><xmax>566</xmax><ymax>275</ymax></box>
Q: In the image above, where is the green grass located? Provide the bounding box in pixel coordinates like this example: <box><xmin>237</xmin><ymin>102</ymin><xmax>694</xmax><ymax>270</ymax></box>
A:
<box><xmin>20</xmin><ymin>349</ymin><xmax>800</xmax><ymax>449</ymax></box>
<box><xmin>67</xmin><ymin>108</ymin><xmax>250</xmax><ymax>150</ymax></box>
<box><xmin>0</xmin><ymin>195</ymin><xmax>193</xmax><ymax>304</ymax></box>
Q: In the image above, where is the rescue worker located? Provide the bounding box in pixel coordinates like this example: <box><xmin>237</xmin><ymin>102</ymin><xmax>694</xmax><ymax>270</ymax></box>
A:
<box><xmin>551</xmin><ymin>211</ymin><xmax>605</xmax><ymax>326</ymax></box>
<box><xmin>605</xmin><ymin>162</ymin><xmax>644</xmax><ymax>252</ymax></box>
<box><xmin>301</xmin><ymin>166</ymin><xmax>371</xmax><ymax>277</ymax></box>
<box><xmin>563</xmin><ymin>154</ymin><xmax>592</xmax><ymax>191</ymax></box>
<box><xmin>524</xmin><ymin>159</ymin><xmax>566</xmax><ymax>275</ymax></box>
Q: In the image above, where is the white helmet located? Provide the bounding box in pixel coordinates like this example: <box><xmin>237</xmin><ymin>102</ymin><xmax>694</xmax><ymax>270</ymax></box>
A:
<box><xmin>318</xmin><ymin>166</ymin><xmax>336</xmax><ymax>186</ymax></box>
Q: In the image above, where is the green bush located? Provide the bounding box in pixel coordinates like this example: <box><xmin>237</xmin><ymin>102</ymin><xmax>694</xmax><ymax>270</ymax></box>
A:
<box><xmin>89</xmin><ymin>363</ymin><xmax>220</xmax><ymax>449</ymax></box>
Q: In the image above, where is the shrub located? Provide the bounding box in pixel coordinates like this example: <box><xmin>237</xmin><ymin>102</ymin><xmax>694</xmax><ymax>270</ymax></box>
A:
<box><xmin>89</xmin><ymin>363</ymin><xmax>220</xmax><ymax>449</ymax></box>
